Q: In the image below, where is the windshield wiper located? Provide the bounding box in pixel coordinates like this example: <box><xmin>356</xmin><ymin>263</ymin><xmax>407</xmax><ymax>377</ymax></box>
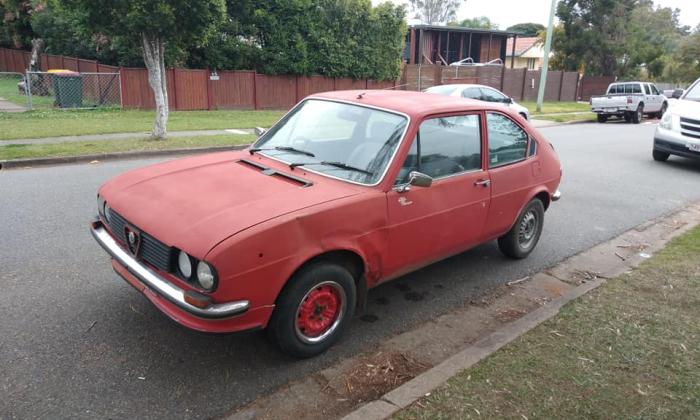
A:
<box><xmin>249</xmin><ymin>146</ymin><xmax>315</xmax><ymax>158</ymax></box>
<box><xmin>290</xmin><ymin>161</ymin><xmax>374</xmax><ymax>176</ymax></box>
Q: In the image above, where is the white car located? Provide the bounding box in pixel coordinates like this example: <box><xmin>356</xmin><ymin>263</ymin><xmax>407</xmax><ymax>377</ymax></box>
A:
<box><xmin>424</xmin><ymin>84</ymin><xmax>530</xmax><ymax>120</ymax></box>
<box><xmin>653</xmin><ymin>77</ymin><xmax>700</xmax><ymax>162</ymax></box>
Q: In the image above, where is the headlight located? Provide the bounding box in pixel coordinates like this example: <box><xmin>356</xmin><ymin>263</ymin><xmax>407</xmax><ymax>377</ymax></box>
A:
<box><xmin>660</xmin><ymin>113</ymin><xmax>680</xmax><ymax>131</ymax></box>
<box><xmin>196</xmin><ymin>261</ymin><xmax>216</xmax><ymax>291</ymax></box>
<box><xmin>178</xmin><ymin>251</ymin><xmax>192</xmax><ymax>278</ymax></box>
<box><xmin>97</xmin><ymin>195</ymin><xmax>107</xmax><ymax>218</ymax></box>
<box><xmin>104</xmin><ymin>204</ymin><xmax>112</xmax><ymax>223</ymax></box>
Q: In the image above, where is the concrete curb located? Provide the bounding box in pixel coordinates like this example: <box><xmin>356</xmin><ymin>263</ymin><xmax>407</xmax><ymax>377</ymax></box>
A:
<box><xmin>0</xmin><ymin>144</ymin><xmax>251</xmax><ymax>170</ymax></box>
<box><xmin>341</xmin><ymin>278</ymin><xmax>605</xmax><ymax>420</ymax></box>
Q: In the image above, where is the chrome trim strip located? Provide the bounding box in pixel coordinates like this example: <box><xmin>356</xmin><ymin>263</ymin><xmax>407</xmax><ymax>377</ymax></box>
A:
<box><xmin>251</xmin><ymin>97</ymin><xmax>412</xmax><ymax>188</ymax></box>
<box><xmin>552</xmin><ymin>189</ymin><xmax>562</xmax><ymax>201</ymax></box>
<box><xmin>91</xmin><ymin>221</ymin><xmax>249</xmax><ymax>319</ymax></box>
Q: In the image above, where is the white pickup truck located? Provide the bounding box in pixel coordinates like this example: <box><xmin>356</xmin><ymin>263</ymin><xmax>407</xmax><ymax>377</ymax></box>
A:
<box><xmin>591</xmin><ymin>81</ymin><xmax>667</xmax><ymax>124</ymax></box>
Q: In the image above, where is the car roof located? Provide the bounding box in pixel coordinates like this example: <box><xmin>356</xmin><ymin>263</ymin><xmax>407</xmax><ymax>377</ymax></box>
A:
<box><xmin>429</xmin><ymin>84</ymin><xmax>494</xmax><ymax>90</ymax></box>
<box><xmin>310</xmin><ymin>90</ymin><xmax>500</xmax><ymax>118</ymax></box>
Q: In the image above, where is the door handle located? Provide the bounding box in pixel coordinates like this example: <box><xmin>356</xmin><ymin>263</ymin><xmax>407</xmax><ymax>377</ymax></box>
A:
<box><xmin>474</xmin><ymin>179</ymin><xmax>491</xmax><ymax>187</ymax></box>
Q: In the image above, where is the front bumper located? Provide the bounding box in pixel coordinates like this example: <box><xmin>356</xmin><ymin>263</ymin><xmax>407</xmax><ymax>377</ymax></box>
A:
<box><xmin>654</xmin><ymin>127</ymin><xmax>700</xmax><ymax>160</ymax></box>
<box><xmin>90</xmin><ymin>220</ymin><xmax>249</xmax><ymax>319</ymax></box>
<box><xmin>552</xmin><ymin>189</ymin><xmax>562</xmax><ymax>202</ymax></box>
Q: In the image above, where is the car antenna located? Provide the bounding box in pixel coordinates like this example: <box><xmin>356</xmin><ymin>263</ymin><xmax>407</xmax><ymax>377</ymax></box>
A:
<box><xmin>357</xmin><ymin>92</ymin><xmax>366</xmax><ymax>99</ymax></box>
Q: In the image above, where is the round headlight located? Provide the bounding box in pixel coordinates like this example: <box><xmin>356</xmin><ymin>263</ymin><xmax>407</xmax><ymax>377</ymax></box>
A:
<box><xmin>178</xmin><ymin>251</ymin><xmax>192</xmax><ymax>278</ymax></box>
<box><xmin>97</xmin><ymin>195</ymin><xmax>106</xmax><ymax>217</ymax></box>
<box><xmin>196</xmin><ymin>261</ymin><xmax>216</xmax><ymax>291</ymax></box>
<box><xmin>104</xmin><ymin>204</ymin><xmax>112</xmax><ymax>223</ymax></box>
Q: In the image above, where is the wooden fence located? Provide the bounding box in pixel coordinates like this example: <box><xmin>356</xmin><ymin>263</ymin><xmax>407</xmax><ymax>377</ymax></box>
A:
<box><xmin>401</xmin><ymin>64</ymin><xmax>584</xmax><ymax>102</ymax></box>
<box><xmin>0</xmin><ymin>47</ymin><xmax>395</xmax><ymax>110</ymax></box>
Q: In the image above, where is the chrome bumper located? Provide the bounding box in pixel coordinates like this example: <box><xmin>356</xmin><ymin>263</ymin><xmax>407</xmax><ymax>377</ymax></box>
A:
<box><xmin>90</xmin><ymin>220</ymin><xmax>249</xmax><ymax>319</ymax></box>
<box><xmin>552</xmin><ymin>190</ymin><xmax>562</xmax><ymax>202</ymax></box>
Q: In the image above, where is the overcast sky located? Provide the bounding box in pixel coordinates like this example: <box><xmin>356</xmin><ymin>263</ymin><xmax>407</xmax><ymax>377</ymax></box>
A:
<box><xmin>372</xmin><ymin>0</ymin><xmax>700</xmax><ymax>30</ymax></box>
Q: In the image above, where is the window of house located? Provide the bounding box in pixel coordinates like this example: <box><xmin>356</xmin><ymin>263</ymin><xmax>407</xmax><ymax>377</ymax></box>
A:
<box><xmin>395</xmin><ymin>115</ymin><xmax>482</xmax><ymax>184</ymax></box>
<box><xmin>487</xmin><ymin>113</ymin><xmax>528</xmax><ymax>168</ymax></box>
<box><xmin>527</xmin><ymin>58</ymin><xmax>536</xmax><ymax>70</ymax></box>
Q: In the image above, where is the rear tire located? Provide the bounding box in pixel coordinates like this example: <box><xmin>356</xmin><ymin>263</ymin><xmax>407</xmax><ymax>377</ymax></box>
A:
<box><xmin>597</xmin><ymin>114</ymin><xmax>608</xmax><ymax>123</ymax></box>
<box><xmin>267</xmin><ymin>262</ymin><xmax>356</xmax><ymax>358</ymax></box>
<box><xmin>652</xmin><ymin>149</ymin><xmax>670</xmax><ymax>162</ymax></box>
<box><xmin>498</xmin><ymin>199</ymin><xmax>545</xmax><ymax>259</ymax></box>
<box><xmin>632</xmin><ymin>104</ymin><xmax>643</xmax><ymax>124</ymax></box>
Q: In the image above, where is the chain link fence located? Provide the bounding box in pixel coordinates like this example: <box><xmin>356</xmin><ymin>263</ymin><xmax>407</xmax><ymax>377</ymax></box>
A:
<box><xmin>25</xmin><ymin>71</ymin><xmax>121</xmax><ymax>110</ymax></box>
<box><xmin>0</xmin><ymin>72</ymin><xmax>29</xmax><ymax>111</ymax></box>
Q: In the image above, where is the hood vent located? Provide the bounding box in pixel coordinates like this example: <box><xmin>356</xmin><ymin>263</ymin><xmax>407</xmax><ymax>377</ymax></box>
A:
<box><xmin>237</xmin><ymin>159</ymin><xmax>313</xmax><ymax>188</ymax></box>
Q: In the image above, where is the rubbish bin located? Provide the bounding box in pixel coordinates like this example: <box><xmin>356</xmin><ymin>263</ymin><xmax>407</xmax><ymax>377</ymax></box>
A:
<box><xmin>52</xmin><ymin>71</ymin><xmax>83</xmax><ymax>108</ymax></box>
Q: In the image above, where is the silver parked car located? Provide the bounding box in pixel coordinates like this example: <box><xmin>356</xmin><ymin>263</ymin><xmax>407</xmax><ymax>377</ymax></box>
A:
<box><xmin>653</xmin><ymin>77</ymin><xmax>700</xmax><ymax>162</ymax></box>
<box><xmin>424</xmin><ymin>84</ymin><xmax>530</xmax><ymax>120</ymax></box>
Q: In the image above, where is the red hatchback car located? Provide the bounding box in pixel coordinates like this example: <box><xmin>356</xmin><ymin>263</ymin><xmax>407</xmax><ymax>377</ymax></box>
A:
<box><xmin>91</xmin><ymin>90</ymin><xmax>562</xmax><ymax>357</ymax></box>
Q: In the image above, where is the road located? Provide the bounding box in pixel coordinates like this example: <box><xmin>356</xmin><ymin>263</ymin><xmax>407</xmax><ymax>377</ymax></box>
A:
<box><xmin>2</xmin><ymin>122</ymin><xmax>700</xmax><ymax>419</ymax></box>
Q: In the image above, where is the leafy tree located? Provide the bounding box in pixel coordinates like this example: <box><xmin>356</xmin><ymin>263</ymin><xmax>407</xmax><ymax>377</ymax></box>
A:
<box><xmin>506</xmin><ymin>22</ymin><xmax>545</xmax><ymax>37</ymax></box>
<box><xmin>65</xmin><ymin>0</ymin><xmax>225</xmax><ymax>139</ymax></box>
<box><xmin>408</xmin><ymin>0</ymin><xmax>464</xmax><ymax>25</ymax></box>
<box><xmin>0</xmin><ymin>0</ymin><xmax>36</xmax><ymax>49</ymax></box>
<box><xmin>664</xmin><ymin>27</ymin><xmax>700</xmax><ymax>84</ymax></box>
<box><xmin>456</xmin><ymin>16</ymin><xmax>497</xmax><ymax>29</ymax></box>
<box><xmin>552</xmin><ymin>0</ymin><xmax>637</xmax><ymax>76</ymax></box>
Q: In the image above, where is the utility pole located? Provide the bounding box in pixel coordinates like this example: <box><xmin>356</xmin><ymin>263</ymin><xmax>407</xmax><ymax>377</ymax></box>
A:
<box><xmin>536</xmin><ymin>0</ymin><xmax>557</xmax><ymax>113</ymax></box>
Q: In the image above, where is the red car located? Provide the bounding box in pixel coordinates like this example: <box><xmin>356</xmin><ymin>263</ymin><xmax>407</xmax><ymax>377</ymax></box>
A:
<box><xmin>91</xmin><ymin>90</ymin><xmax>562</xmax><ymax>358</ymax></box>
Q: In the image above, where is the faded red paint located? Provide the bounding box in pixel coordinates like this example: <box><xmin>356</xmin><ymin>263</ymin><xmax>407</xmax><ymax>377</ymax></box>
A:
<box><xmin>96</xmin><ymin>90</ymin><xmax>562</xmax><ymax>334</ymax></box>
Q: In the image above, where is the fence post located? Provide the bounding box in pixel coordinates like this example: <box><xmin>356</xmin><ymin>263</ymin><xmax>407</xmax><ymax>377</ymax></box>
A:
<box><xmin>25</xmin><ymin>69</ymin><xmax>33</xmax><ymax>110</ymax></box>
<box><xmin>206</xmin><ymin>67</ymin><xmax>213</xmax><ymax>110</ymax></box>
<box><xmin>119</xmin><ymin>67</ymin><xmax>126</xmax><ymax>108</ymax></box>
<box><xmin>558</xmin><ymin>71</ymin><xmax>565</xmax><ymax>101</ymax></box>
<box><xmin>499</xmin><ymin>67</ymin><xmax>505</xmax><ymax>92</ymax></box>
<box><xmin>520</xmin><ymin>68</ymin><xmax>527</xmax><ymax>101</ymax></box>
<box><xmin>253</xmin><ymin>72</ymin><xmax>259</xmax><ymax>110</ymax></box>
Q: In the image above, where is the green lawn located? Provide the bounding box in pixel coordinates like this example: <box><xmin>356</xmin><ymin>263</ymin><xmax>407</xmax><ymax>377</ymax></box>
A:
<box><xmin>397</xmin><ymin>225</ymin><xmax>700</xmax><ymax>419</ymax></box>
<box><xmin>521</xmin><ymin>101</ymin><xmax>591</xmax><ymax>115</ymax></box>
<box><xmin>0</xmin><ymin>75</ymin><xmax>29</xmax><ymax>108</ymax></box>
<box><xmin>536</xmin><ymin>113</ymin><xmax>597</xmax><ymax>123</ymax></box>
<box><xmin>0</xmin><ymin>134</ymin><xmax>255</xmax><ymax>160</ymax></box>
<box><xmin>0</xmin><ymin>108</ymin><xmax>285</xmax><ymax>140</ymax></box>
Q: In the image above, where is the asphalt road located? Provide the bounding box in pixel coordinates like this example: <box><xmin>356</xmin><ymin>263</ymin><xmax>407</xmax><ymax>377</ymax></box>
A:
<box><xmin>2</xmin><ymin>121</ymin><xmax>700</xmax><ymax>419</ymax></box>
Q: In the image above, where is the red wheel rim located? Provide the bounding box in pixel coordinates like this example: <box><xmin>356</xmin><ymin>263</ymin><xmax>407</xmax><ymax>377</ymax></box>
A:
<box><xmin>295</xmin><ymin>283</ymin><xmax>344</xmax><ymax>341</ymax></box>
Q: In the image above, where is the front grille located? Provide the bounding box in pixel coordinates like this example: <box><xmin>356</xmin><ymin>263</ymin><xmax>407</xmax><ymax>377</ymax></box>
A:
<box><xmin>680</xmin><ymin>117</ymin><xmax>700</xmax><ymax>139</ymax></box>
<box><xmin>655</xmin><ymin>139</ymin><xmax>700</xmax><ymax>157</ymax></box>
<box><xmin>106</xmin><ymin>210</ymin><xmax>173</xmax><ymax>272</ymax></box>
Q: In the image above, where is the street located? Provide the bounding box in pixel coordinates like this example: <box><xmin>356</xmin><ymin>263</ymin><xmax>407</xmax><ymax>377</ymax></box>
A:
<box><xmin>2</xmin><ymin>121</ymin><xmax>700</xmax><ymax>419</ymax></box>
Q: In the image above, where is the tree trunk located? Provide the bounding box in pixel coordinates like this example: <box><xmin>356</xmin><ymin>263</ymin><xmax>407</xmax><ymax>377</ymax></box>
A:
<box><xmin>142</xmin><ymin>34</ymin><xmax>169</xmax><ymax>139</ymax></box>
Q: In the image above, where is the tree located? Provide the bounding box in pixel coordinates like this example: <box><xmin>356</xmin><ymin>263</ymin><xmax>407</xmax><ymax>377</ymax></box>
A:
<box><xmin>456</xmin><ymin>16</ymin><xmax>497</xmax><ymax>29</ymax></box>
<box><xmin>0</xmin><ymin>0</ymin><xmax>36</xmax><ymax>49</ymax></box>
<box><xmin>408</xmin><ymin>0</ymin><xmax>464</xmax><ymax>25</ymax></box>
<box><xmin>664</xmin><ymin>27</ymin><xmax>700</xmax><ymax>84</ymax></box>
<box><xmin>66</xmin><ymin>0</ymin><xmax>225</xmax><ymax>139</ymax></box>
<box><xmin>506</xmin><ymin>22</ymin><xmax>545</xmax><ymax>37</ymax></box>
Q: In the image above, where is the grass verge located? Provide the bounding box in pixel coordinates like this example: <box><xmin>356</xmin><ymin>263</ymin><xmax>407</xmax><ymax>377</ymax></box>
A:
<box><xmin>521</xmin><ymin>101</ymin><xmax>591</xmax><ymax>114</ymax></box>
<box><xmin>0</xmin><ymin>108</ymin><xmax>284</xmax><ymax>140</ymax></box>
<box><xmin>535</xmin><ymin>113</ymin><xmax>597</xmax><ymax>123</ymax></box>
<box><xmin>0</xmin><ymin>134</ymin><xmax>255</xmax><ymax>161</ymax></box>
<box><xmin>397</xmin><ymin>225</ymin><xmax>700</xmax><ymax>419</ymax></box>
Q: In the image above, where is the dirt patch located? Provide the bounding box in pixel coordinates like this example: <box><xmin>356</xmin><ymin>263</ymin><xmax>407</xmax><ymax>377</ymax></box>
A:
<box><xmin>325</xmin><ymin>351</ymin><xmax>429</xmax><ymax>404</ymax></box>
<box><xmin>495</xmin><ymin>308</ymin><xmax>527</xmax><ymax>323</ymax></box>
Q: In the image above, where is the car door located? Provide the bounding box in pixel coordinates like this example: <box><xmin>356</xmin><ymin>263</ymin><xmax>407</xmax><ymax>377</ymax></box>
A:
<box><xmin>643</xmin><ymin>84</ymin><xmax>660</xmax><ymax>113</ymax></box>
<box><xmin>482</xmin><ymin>112</ymin><xmax>538</xmax><ymax>239</ymax></box>
<box><xmin>383</xmin><ymin>113</ymin><xmax>490</xmax><ymax>278</ymax></box>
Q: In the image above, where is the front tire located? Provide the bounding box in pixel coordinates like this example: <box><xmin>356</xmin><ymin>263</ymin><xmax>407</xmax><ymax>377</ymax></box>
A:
<box><xmin>498</xmin><ymin>199</ymin><xmax>545</xmax><ymax>259</ymax></box>
<box><xmin>597</xmin><ymin>114</ymin><xmax>608</xmax><ymax>123</ymax></box>
<box><xmin>652</xmin><ymin>149</ymin><xmax>670</xmax><ymax>162</ymax></box>
<box><xmin>657</xmin><ymin>102</ymin><xmax>668</xmax><ymax>119</ymax></box>
<box><xmin>267</xmin><ymin>262</ymin><xmax>356</xmax><ymax>358</ymax></box>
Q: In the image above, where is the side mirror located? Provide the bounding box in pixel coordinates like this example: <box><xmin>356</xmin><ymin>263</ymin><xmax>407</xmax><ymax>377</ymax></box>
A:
<box><xmin>506</xmin><ymin>97</ymin><xmax>514</xmax><ymax>104</ymax></box>
<box><xmin>409</xmin><ymin>171</ymin><xmax>433</xmax><ymax>188</ymax></box>
<box><xmin>394</xmin><ymin>171</ymin><xmax>433</xmax><ymax>193</ymax></box>
<box><xmin>254</xmin><ymin>127</ymin><xmax>267</xmax><ymax>137</ymax></box>
<box><xmin>672</xmin><ymin>89</ymin><xmax>683</xmax><ymax>99</ymax></box>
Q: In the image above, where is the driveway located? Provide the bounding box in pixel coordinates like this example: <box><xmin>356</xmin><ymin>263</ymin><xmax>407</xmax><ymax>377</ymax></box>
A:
<box><xmin>0</xmin><ymin>97</ymin><xmax>26</xmax><ymax>113</ymax></box>
<box><xmin>1</xmin><ymin>122</ymin><xmax>699</xmax><ymax>419</ymax></box>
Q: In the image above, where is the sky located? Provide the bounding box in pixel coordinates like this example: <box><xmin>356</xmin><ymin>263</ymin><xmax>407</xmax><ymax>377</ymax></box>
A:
<box><xmin>372</xmin><ymin>0</ymin><xmax>700</xmax><ymax>30</ymax></box>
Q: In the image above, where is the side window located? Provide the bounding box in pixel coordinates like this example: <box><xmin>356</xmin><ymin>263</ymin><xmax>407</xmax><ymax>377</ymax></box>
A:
<box><xmin>651</xmin><ymin>85</ymin><xmax>660</xmax><ymax>95</ymax></box>
<box><xmin>632</xmin><ymin>84</ymin><xmax>642</xmax><ymax>94</ymax></box>
<box><xmin>528</xmin><ymin>138</ymin><xmax>537</xmax><ymax>156</ymax></box>
<box><xmin>395</xmin><ymin>114</ymin><xmax>482</xmax><ymax>184</ymax></box>
<box><xmin>644</xmin><ymin>84</ymin><xmax>651</xmax><ymax>95</ymax></box>
<box><xmin>480</xmin><ymin>88</ymin><xmax>506</xmax><ymax>103</ymax></box>
<box><xmin>487</xmin><ymin>113</ymin><xmax>528</xmax><ymax>168</ymax></box>
<box><xmin>462</xmin><ymin>87</ymin><xmax>482</xmax><ymax>100</ymax></box>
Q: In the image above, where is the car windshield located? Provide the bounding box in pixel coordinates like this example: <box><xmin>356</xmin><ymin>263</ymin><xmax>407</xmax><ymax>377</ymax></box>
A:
<box><xmin>684</xmin><ymin>80</ymin><xmax>700</xmax><ymax>101</ymax></box>
<box><xmin>425</xmin><ymin>85</ymin><xmax>458</xmax><ymax>96</ymax></box>
<box><xmin>252</xmin><ymin>99</ymin><xmax>408</xmax><ymax>185</ymax></box>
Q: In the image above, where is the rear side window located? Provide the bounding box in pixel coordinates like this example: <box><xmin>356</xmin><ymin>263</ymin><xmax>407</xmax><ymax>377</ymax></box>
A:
<box><xmin>487</xmin><ymin>113</ymin><xmax>528</xmax><ymax>168</ymax></box>
<box><xmin>462</xmin><ymin>87</ymin><xmax>482</xmax><ymax>100</ymax></box>
<box><xmin>395</xmin><ymin>114</ymin><xmax>482</xmax><ymax>183</ymax></box>
<box><xmin>609</xmin><ymin>84</ymin><xmax>620</xmax><ymax>94</ymax></box>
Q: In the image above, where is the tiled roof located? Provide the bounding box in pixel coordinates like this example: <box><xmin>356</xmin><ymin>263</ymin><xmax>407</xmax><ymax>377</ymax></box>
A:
<box><xmin>506</xmin><ymin>37</ymin><xmax>539</xmax><ymax>56</ymax></box>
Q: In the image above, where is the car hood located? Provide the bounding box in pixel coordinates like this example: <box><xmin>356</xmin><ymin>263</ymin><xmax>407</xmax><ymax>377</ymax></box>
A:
<box><xmin>99</xmin><ymin>151</ymin><xmax>364</xmax><ymax>257</ymax></box>
<box><xmin>668</xmin><ymin>98</ymin><xmax>700</xmax><ymax>117</ymax></box>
